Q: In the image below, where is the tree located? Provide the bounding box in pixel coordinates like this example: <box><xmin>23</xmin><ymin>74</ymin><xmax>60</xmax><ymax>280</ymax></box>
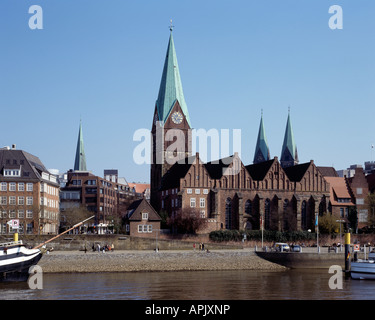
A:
<box><xmin>60</xmin><ymin>205</ymin><xmax>92</xmax><ymax>231</ymax></box>
<box><xmin>318</xmin><ymin>213</ymin><xmax>339</xmax><ymax>234</ymax></box>
<box><xmin>168</xmin><ymin>208</ymin><xmax>207</xmax><ymax>234</ymax></box>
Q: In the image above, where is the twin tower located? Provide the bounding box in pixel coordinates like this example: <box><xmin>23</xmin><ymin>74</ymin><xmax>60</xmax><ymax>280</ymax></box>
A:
<box><xmin>150</xmin><ymin>28</ymin><xmax>300</xmax><ymax>209</ymax></box>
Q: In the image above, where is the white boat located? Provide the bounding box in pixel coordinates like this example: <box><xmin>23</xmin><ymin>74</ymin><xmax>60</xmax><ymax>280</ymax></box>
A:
<box><xmin>351</xmin><ymin>252</ymin><xmax>375</xmax><ymax>280</ymax></box>
<box><xmin>0</xmin><ymin>215</ymin><xmax>95</xmax><ymax>282</ymax></box>
<box><xmin>0</xmin><ymin>240</ymin><xmax>42</xmax><ymax>281</ymax></box>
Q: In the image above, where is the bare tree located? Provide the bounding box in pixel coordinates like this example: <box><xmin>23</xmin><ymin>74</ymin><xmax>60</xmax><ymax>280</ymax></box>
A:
<box><xmin>168</xmin><ymin>207</ymin><xmax>207</xmax><ymax>234</ymax></box>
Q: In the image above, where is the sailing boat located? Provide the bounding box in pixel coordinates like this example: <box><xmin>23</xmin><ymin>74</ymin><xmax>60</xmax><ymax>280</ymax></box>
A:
<box><xmin>0</xmin><ymin>216</ymin><xmax>94</xmax><ymax>281</ymax></box>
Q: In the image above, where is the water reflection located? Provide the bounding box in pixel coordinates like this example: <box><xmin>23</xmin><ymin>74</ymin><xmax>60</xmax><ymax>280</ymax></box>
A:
<box><xmin>0</xmin><ymin>269</ymin><xmax>374</xmax><ymax>300</ymax></box>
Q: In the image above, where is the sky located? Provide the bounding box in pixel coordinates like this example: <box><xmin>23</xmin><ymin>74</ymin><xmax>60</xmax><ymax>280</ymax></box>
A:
<box><xmin>1</xmin><ymin>0</ymin><xmax>375</xmax><ymax>183</ymax></box>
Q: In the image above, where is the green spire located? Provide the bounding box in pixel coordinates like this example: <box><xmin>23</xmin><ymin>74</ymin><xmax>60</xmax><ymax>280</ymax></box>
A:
<box><xmin>74</xmin><ymin>120</ymin><xmax>87</xmax><ymax>171</ymax></box>
<box><xmin>155</xmin><ymin>29</ymin><xmax>191</xmax><ymax>126</ymax></box>
<box><xmin>280</xmin><ymin>110</ymin><xmax>298</xmax><ymax>168</ymax></box>
<box><xmin>253</xmin><ymin>112</ymin><xmax>270</xmax><ymax>164</ymax></box>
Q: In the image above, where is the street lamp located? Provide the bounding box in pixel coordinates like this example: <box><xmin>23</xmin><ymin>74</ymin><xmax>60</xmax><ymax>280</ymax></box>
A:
<box><xmin>336</xmin><ymin>219</ymin><xmax>345</xmax><ymax>252</ymax></box>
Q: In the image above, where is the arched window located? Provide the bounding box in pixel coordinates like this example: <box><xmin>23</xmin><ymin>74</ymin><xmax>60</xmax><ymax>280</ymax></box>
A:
<box><xmin>225</xmin><ymin>198</ymin><xmax>232</xmax><ymax>230</ymax></box>
<box><xmin>283</xmin><ymin>199</ymin><xmax>289</xmax><ymax>230</ymax></box>
<box><xmin>245</xmin><ymin>200</ymin><xmax>252</xmax><ymax>215</ymax></box>
<box><xmin>264</xmin><ymin>199</ymin><xmax>271</xmax><ymax>230</ymax></box>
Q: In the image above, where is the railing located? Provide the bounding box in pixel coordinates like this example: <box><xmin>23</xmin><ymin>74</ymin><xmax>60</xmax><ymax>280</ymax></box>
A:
<box><xmin>0</xmin><ymin>240</ymin><xmax>23</xmax><ymax>247</ymax></box>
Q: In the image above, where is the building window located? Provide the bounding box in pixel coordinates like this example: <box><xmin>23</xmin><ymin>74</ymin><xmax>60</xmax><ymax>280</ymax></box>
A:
<box><xmin>9</xmin><ymin>210</ymin><xmax>16</xmax><ymax>218</ymax></box>
<box><xmin>18</xmin><ymin>183</ymin><xmax>25</xmax><ymax>191</ymax></box>
<box><xmin>148</xmin><ymin>225</ymin><xmax>152</xmax><ymax>233</ymax></box>
<box><xmin>9</xmin><ymin>183</ymin><xmax>16</xmax><ymax>191</ymax></box>
<box><xmin>18</xmin><ymin>210</ymin><xmax>24</xmax><ymax>218</ymax></box>
<box><xmin>357</xmin><ymin>188</ymin><xmax>363</xmax><ymax>195</ymax></box>
<box><xmin>142</xmin><ymin>212</ymin><xmax>148</xmax><ymax>220</ymax></box>
<box><xmin>26</xmin><ymin>183</ymin><xmax>33</xmax><ymax>191</ymax></box>
<box><xmin>18</xmin><ymin>196</ymin><xmax>24</xmax><ymax>205</ymax></box>
<box><xmin>195</xmin><ymin>189</ymin><xmax>200</xmax><ymax>194</ymax></box>
<box><xmin>9</xmin><ymin>196</ymin><xmax>16</xmax><ymax>205</ymax></box>
<box><xmin>1</xmin><ymin>182</ymin><xmax>6</xmax><ymax>191</ymax></box>
<box><xmin>26</xmin><ymin>197</ymin><xmax>33</xmax><ymax>205</ymax></box>
<box><xmin>203</xmin><ymin>189</ymin><xmax>209</xmax><ymax>194</ymax></box>
<box><xmin>0</xmin><ymin>196</ymin><xmax>6</xmax><ymax>205</ymax></box>
<box><xmin>190</xmin><ymin>198</ymin><xmax>196</xmax><ymax>208</ymax></box>
<box><xmin>200</xmin><ymin>198</ymin><xmax>205</xmax><ymax>208</ymax></box>
<box><xmin>340</xmin><ymin>208</ymin><xmax>344</xmax><ymax>218</ymax></box>
<box><xmin>225</xmin><ymin>198</ymin><xmax>232</xmax><ymax>230</ymax></box>
<box><xmin>356</xmin><ymin>199</ymin><xmax>364</xmax><ymax>205</ymax></box>
<box><xmin>187</xmin><ymin>189</ymin><xmax>192</xmax><ymax>194</ymax></box>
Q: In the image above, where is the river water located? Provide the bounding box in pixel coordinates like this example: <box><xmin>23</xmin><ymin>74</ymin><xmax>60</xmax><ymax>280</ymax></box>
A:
<box><xmin>0</xmin><ymin>269</ymin><xmax>374</xmax><ymax>300</ymax></box>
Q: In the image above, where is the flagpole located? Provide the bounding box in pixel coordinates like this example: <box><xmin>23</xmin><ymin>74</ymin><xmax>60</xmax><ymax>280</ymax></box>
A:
<box><xmin>316</xmin><ymin>213</ymin><xmax>319</xmax><ymax>253</ymax></box>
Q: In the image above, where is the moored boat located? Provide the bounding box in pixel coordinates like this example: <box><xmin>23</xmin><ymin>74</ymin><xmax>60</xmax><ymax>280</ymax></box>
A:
<box><xmin>350</xmin><ymin>252</ymin><xmax>375</xmax><ymax>280</ymax></box>
<box><xmin>0</xmin><ymin>240</ymin><xmax>42</xmax><ymax>281</ymax></box>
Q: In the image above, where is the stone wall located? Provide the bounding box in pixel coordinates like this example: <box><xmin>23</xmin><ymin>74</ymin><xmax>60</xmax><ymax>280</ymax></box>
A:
<box><xmin>15</xmin><ymin>234</ymin><xmax>241</xmax><ymax>251</ymax></box>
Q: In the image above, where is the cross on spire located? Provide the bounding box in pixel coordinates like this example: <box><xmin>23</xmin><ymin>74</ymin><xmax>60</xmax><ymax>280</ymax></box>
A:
<box><xmin>169</xmin><ymin>19</ymin><xmax>174</xmax><ymax>32</ymax></box>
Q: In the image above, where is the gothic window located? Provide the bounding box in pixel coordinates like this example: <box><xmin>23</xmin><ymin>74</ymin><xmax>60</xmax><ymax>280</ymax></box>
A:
<box><xmin>245</xmin><ymin>200</ymin><xmax>252</xmax><ymax>215</ymax></box>
<box><xmin>225</xmin><ymin>198</ymin><xmax>232</xmax><ymax>230</ymax></box>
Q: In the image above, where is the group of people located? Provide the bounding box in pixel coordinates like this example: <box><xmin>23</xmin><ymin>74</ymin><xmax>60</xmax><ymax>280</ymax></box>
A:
<box><xmin>85</xmin><ymin>243</ymin><xmax>114</xmax><ymax>253</ymax></box>
<box><xmin>193</xmin><ymin>242</ymin><xmax>208</xmax><ymax>252</ymax></box>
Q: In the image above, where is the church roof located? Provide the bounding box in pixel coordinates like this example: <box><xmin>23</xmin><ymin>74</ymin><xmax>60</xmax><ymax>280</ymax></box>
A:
<box><xmin>204</xmin><ymin>156</ymin><xmax>235</xmax><ymax>179</ymax></box>
<box><xmin>155</xmin><ymin>31</ymin><xmax>191</xmax><ymax>126</ymax></box>
<box><xmin>74</xmin><ymin>120</ymin><xmax>87</xmax><ymax>171</ymax></box>
<box><xmin>245</xmin><ymin>159</ymin><xmax>275</xmax><ymax>181</ymax></box>
<box><xmin>160</xmin><ymin>155</ymin><xmax>196</xmax><ymax>190</ymax></box>
<box><xmin>283</xmin><ymin>162</ymin><xmax>311</xmax><ymax>182</ymax></box>
<box><xmin>253</xmin><ymin>114</ymin><xmax>270</xmax><ymax>164</ymax></box>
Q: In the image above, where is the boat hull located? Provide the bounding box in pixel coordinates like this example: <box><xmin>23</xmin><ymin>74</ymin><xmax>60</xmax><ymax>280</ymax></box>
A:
<box><xmin>0</xmin><ymin>244</ymin><xmax>42</xmax><ymax>282</ymax></box>
<box><xmin>350</xmin><ymin>261</ymin><xmax>375</xmax><ymax>280</ymax></box>
<box><xmin>256</xmin><ymin>251</ymin><xmax>345</xmax><ymax>269</ymax></box>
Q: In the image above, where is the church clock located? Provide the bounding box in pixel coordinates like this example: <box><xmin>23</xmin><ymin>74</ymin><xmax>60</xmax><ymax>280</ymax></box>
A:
<box><xmin>171</xmin><ymin>111</ymin><xmax>183</xmax><ymax>124</ymax></box>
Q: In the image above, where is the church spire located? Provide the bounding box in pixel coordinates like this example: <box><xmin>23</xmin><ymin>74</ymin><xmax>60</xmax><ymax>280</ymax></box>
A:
<box><xmin>280</xmin><ymin>109</ymin><xmax>298</xmax><ymax>168</ymax></box>
<box><xmin>253</xmin><ymin>110</ymin><xmax>270</xmax><ymax>164</ymax></box>
<box><xmin>155</xmin><ymin>26</ymin><xmax>191</xmax><ymax>126</ymax></box>
<box><xmin>74</xmin><ymin>119</ymin><xmax>87</xmax><ymax>171</ymax></box>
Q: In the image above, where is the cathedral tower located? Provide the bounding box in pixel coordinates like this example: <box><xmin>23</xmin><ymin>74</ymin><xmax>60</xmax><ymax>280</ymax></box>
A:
<box><xmin>280</xmin><ymin>110</ymin><xmax>298</xmax><ymax>168</ymax></box>
<box><xmin>74</xmin><ymin>120</ymin><xmax>87</xmax><ymax>171</ymax></box>
<box><xmin>150</xmin><ymin>27</ymin><xmax>192</xmax><ymax>211</ymax></box>
<box><xmin>253</xmin><ymin>112</ymin><xmax>270</xmax><ymax>164</ymax></box>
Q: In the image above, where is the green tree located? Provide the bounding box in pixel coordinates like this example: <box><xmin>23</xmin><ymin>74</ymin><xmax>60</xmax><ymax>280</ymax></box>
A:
<box><xmin>367</xmin><ymin>193</ymin><xmax>375</xmax><ymax>226</ymax></box>
<box><xmin>318</xmin><ymin>213</ymin><xmax>339</xmax><ymax>234</ymax></box>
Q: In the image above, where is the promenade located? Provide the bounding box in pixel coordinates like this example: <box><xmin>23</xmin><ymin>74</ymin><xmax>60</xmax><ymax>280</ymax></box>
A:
<box><xmin>37</xmin><ymin>249</ymin><xmax>286</xmax><ymax>273</ymax></box>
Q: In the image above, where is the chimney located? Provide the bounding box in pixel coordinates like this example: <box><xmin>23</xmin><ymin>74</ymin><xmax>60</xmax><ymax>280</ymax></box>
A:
<box><xmin>11</xmin><ymin>144</ymin><xmax>16</xmax><ymax>150</ymax></box>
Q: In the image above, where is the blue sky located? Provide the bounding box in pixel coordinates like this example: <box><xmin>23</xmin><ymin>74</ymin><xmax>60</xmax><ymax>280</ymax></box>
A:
<box><xmin>1</xmin><ymin>1</ymin><xmax>375</xmax><ymax>183</ymax></box>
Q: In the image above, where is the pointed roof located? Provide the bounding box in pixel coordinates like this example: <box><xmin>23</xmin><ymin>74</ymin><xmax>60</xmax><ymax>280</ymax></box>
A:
<box><xmin>74</xmin><ymin>120</ymin><xmax>87</xmax><ymax>171</ymax></box>
<box><xmin>280</xmin><ymin>111</ymin><xmax>298</xmax><ymax>167</ymax></box>
<box><xmin>253</xmin><ymin>113</ymin><xmax>270</xmax><ymax>164</ymax></box>
<box><xmin>155</xmin><ymin>30</ymin><xmax>191</xmax><ymax>126</ymax></box>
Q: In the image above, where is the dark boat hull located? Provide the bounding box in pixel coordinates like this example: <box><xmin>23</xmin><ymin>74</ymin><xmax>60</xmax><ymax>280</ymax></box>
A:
<box><xmin>256</xmin><ymin>251</ymin><xmax>345</xmax><ymax>269</ymax></box>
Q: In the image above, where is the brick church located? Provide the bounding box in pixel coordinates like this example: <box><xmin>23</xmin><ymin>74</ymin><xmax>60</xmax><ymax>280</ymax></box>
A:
<box><xmin>150</xmin><ymin>28</ymin><xmax>331</xmax><ymax>233</ymax></box>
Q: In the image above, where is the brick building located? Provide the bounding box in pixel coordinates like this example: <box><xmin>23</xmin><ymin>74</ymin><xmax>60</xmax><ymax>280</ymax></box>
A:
<box><xmin>150</xmin><ymin>29</ymin><xmax>332</xmax><ymax>234</ymax></box>
<box><xmin>0</xmin><ymin>145</ymin><xmax>60</xmax><ymax>235</ymax></box>
<box><xmin>60</xmin><ymin>122</ymin><xmax>144</xmax><ymax>233</ymax></box>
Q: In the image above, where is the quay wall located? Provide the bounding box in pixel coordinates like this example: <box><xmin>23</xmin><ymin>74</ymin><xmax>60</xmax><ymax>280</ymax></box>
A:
<box><xmin>11</xmin><ymin>234</ymin><xmax>242</xmax><ymax>251</ymax></box>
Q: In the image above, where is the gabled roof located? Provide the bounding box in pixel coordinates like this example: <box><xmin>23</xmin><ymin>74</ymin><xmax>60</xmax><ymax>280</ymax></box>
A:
<box><xmin>155</xmin><ymin>31</ymin><xmax>191</xmax><ymax>126</ymax></box>
<box><xmin>0</xmin><ymin>148</ymin><xmax>58</xmax><ymax>185</ymax></box>
<box><xmin>324</xmin><ymin>176</ymin><xmax>354</xmax><ymax>206</ymax></box>
<box><xmin>204</xmin><ymin>155</ymin><xmax>235</xmax><ymax>180</ymax></box>
<box><xmin>317</xmin><ymin>166</ymin><xmax>338</xmax><ymax>177</ymax></box>
<box><xmin>283</xmin><ymin>162</ymin><xmax>311</xmax><ymax>182</ymax></box>
<box><xmin>125</xmin><ymin>199</ymin><xmax>161</xmax><ymax>221</ymax></box>
<box><xmin>160</xmin><ymin>155</ymin><xmax>196</xmax><ymax>190</ymax></box>
<box><xmin>245</xmin><ymin>158</ymin><xmax>275</xmax><ymax>181</ymax></box>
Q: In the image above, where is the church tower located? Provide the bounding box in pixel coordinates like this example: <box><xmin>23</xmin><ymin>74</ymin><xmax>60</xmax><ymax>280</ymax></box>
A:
<box><xmin>74</xmin><ymin>120</ymin><xmax>87</xmax><ymax>171</ymax></box>
<box><xmin>280</xmin><ymin>110</ymin><xmax>298</xmax><ymax>168</ymax></box>
<box><xmin>150</xmin><ymin>26</ymin><xmax>192</xmax><ymax>211</ymax></box>
<box><xmin>253</xmin><ymin>112</ymin><xmax>270</xmax><ymax>164</ymax></box>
